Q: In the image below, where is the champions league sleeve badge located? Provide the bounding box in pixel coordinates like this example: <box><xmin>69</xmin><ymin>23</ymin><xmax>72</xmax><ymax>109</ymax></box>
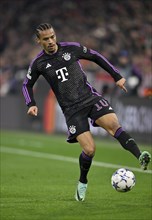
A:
<box><xmin>83</xmin><ymin>46</ymin><xmax>87</xmax><ymax>53</ymax></box>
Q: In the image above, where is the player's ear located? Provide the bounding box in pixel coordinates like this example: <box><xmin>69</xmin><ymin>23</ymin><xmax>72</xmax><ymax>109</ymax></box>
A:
<box><xmin>36</xmin><ymin>37</ymin><xmax>40</xmax><ymax>44</ymax></box>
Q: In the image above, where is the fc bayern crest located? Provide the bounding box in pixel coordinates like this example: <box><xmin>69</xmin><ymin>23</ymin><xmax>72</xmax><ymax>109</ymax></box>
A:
<box><xmin>62</xmin><ymin>53</ymin><xmax>71</xmax><ymax>61</ymax></box>
<box><xmin>69</xmin><ymin>125</ymin><xmax>76</xmax><ymax>134</ymax></box>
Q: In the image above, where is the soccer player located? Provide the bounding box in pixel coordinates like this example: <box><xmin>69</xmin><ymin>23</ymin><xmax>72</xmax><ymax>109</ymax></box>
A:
<box><xmin>22</xmin><ymin>23</ymin><xmax>151</xmax><ymax>201</ymax></box>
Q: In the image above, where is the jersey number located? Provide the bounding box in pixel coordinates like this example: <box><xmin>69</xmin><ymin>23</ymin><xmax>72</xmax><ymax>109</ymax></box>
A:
<box><xmin>95</xmin><ymin>99</ymin><xmax>109</xmax><ymax>111</ymax></box>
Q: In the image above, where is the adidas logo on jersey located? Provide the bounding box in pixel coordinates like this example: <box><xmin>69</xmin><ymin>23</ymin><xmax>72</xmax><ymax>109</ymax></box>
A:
<box><xmin>109</xmin><ymin>107</ymin><xmax>113</xmax><ymax>110</ymax></box>
<box><xmin>46</xmin><ymin>63</ymin><xmax>52</xmax><ymax>69</ymax></box>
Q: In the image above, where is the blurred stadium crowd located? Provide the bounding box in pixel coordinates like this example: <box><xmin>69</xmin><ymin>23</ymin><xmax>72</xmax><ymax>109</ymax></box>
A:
<box><xmin>1</xmin><ymin>0</ymin><xmax>152</xmax><ymax>97</ymax></box>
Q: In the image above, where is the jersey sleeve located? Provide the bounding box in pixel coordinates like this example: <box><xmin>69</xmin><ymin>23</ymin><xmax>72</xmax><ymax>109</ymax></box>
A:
<box><xmin>22</xmin><ymin>60</ymin><xmax>40</xmax><ymax>107</ymax></box>
<box><xmin>76</xmin><ymin>44</ymin><xmax>122</xmax><ymax>82</ymax></box>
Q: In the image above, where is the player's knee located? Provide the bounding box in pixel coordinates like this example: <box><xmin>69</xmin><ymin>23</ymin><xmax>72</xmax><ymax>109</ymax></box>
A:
<box><xmin>107</xmin><ymin>121</ymin><xmax>121</xmax><ymax>136</ymax></box>
<box><xmin>84</xmin><ymin>143</ymin><xmax>96</xmax><ymax>157</ymax></box>
<box><xmin>88</xmin><ymin>147</ymin><xmax>96</xmax><ymax>157</ymax></box>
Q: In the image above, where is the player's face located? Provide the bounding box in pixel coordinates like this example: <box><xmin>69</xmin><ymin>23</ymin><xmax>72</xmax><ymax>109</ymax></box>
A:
<box><xmin>37</xmin><ymin>28</ymin><xmax>58</xmax><ymax>54</ymax></box>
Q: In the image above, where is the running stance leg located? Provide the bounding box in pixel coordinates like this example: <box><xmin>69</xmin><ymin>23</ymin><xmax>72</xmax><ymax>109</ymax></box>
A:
<box><xmin>75</xmin><ymin>131</ymin><xmax>95</xmax><ymax>201</ymax></box>
<box><xmin>95</xmin><ymin>113</ymin><xmax>151</xmax><ymax>169</ymax></box>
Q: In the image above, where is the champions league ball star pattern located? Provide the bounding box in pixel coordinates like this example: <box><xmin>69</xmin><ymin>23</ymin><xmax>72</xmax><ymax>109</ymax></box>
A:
<box><xmin>111</xmin><ymin>168</ymin><xmax>136</xmax><ymax>192</ymax></box>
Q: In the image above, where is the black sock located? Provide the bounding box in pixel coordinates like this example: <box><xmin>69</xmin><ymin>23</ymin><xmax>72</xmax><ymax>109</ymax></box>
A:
<box><xmin>114</xmin><ymin>127</ymin><xmax>141</xmax><ymax>159</ymax></box>
<box><xmin>79</xmin><ymin>151</ymin><xmax>93</xmax><ymax>184</ymax></box>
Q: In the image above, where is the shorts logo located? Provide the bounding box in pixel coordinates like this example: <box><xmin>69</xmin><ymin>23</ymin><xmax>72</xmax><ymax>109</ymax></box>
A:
<box><xmin>69</xmin><ymin>125</ymin><xmax>76</xmax><ymax>134</ymax></box>
<box><xmin>62</xmin><ymin>53</ymin><xmax>71</xmax><ymax>61</ymax></box>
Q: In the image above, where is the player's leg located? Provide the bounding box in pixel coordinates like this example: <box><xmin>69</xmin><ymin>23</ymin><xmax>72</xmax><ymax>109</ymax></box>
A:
<box><xmin>65</xmin><ymin>108</ymin><xmax>95</xmax><ymax>201</ymax></box>
<box><xmin>66</xmin><ymin>110</ymin><xmax>95</xmax><ymax>183</ymax></box>
<box><xmin>76</xmin><ymin>131</ymin><xmax>95</xmax><ymax>183</ymax></box>
<box><xmin>95</xmin><ymin>113</ymin><xmax>151</xmax><ymax>169</ymax></box>
<box><xmin>95</xmin><ymin>113</ymin><xmax>140</xmax><ymax>158</ymax></box>
<box><xmin>75</xmin><ymin>131</ymin><xmax>95</xmax><ymax>201</ymax></box>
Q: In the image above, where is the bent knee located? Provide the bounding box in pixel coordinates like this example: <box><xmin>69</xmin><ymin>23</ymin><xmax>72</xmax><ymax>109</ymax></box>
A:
<box><xmin>83</xmin><ymin>144</ymin><xmax>96</xmax><ymax>157</ymax></box>
<box><xmin>107</xmin><ymin>123</ymin><xmax>121</xmax><ymax>136</ymax></box>
<box><xmin>95</xmin><ymin>113</ymin><xmax>121</xmax><ymax>136</ymax></box>
<box><xmin>104</xmin><ymin>120</ymin><xmax>121</xmax><ymax>136</ymax></box>
<box><xmin>76</xmin><ymin>131</ymin><xmax>96</xmax><ymax>157</ymax></box>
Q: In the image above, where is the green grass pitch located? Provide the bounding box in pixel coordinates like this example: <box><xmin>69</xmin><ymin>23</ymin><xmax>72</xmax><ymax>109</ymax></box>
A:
<box><xmin>0</xmin><ymin>130</ymin><xmax>152</xmax><ymax>220</ymax></box>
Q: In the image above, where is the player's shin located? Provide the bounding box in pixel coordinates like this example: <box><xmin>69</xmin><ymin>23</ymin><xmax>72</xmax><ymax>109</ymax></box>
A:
<box><xmin>79</xmin><ymin>151</ymin><xmax>93</xmax><ymax>184</ymax></box>
<box><xmin>114</xmin><ymin>127</ymin><xmax>141</xmax><ymax>159</ymax></box>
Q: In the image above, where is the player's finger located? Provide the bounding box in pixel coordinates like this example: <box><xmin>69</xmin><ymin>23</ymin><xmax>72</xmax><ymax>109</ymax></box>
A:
<box><xmin>34</xmin><ymin>110</ymin><xmax>37</xmax><ymax>116</ymax></box>
<box><xmin>122</xmin><ymin>85</ymin><xmax>127</xmax><ymax>92</ymax></box>
<box><xmin>34</xmin><ymin>108</ymin><xmax>38</xmax><ymax>116</ymax></box>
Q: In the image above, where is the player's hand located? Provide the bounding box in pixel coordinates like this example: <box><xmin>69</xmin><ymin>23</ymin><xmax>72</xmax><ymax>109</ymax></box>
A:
<box><xmin>116</xmin><ymin>78</ymin><xmax>127</xmax><ymax>93</ymax></box>
<box><xmin>27</xmin><ymin>106</ymin><xmax>38</xmax><ymax>116</ymax></box>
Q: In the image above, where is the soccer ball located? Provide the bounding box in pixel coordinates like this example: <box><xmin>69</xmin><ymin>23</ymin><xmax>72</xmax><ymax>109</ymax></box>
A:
<box><xmin>111</xmin><ymin>168</ymin><xmax>135</xmax><ymax>192</ymax></box>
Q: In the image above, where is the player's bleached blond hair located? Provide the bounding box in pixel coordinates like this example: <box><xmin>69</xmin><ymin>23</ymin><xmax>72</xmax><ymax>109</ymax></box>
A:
<box><xmin>35</xmin><ymin>23</ymin><xmax>53</xmax><ymax>38</ymax></box>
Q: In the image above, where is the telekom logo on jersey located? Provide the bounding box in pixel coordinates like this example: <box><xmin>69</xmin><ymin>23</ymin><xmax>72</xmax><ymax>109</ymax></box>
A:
<box><xmin>56</xmin><ymin>67</ymin><xmax>69</xmax><ymax>82</ymax></box>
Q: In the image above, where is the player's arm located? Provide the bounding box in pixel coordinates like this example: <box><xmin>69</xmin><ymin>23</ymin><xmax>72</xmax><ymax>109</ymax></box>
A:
<box><xmin>76</xmin><ymin>45</ymin><xmax>127</xmax><ymax>92</ymax></box>
<box><xmin>22</xmin><ymin>61</ymin><xmax>40</xmax><ymax>116</ymax></box>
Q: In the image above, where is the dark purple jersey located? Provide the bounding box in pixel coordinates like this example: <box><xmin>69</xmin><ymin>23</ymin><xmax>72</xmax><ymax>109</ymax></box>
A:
<box><xmin>22</xmin><ymin>42</ymin><xmax>122</xmax><ymax>114</ymax></box>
